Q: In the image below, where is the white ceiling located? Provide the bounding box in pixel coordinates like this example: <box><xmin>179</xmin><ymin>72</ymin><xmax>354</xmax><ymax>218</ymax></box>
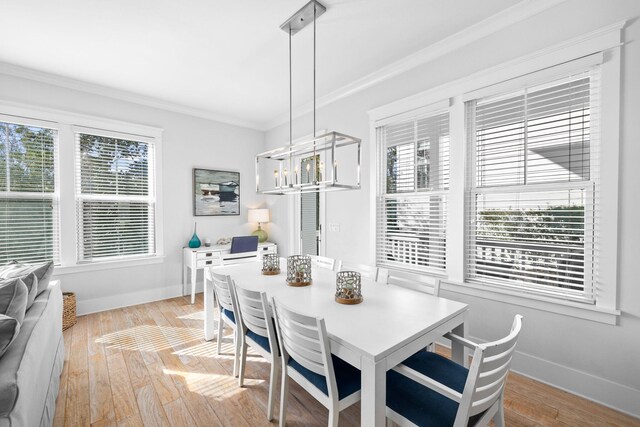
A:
<box><xmin>0</xmin><ymin>0</ymin><xmax>530</xmax><ymax>129</ymax></box>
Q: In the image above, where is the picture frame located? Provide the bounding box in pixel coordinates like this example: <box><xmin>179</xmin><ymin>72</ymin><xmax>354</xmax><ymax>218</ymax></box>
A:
<box><xmin>193</xmin><ymin>168</ymin><xmax>240</xmax><ymax>216</ymax></box>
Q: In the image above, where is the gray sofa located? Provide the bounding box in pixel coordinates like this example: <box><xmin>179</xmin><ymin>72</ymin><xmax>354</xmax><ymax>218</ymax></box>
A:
<box><xmin>0</xmin><ymin>280</ymin><xmax>64</xmax><ymax>427</ymax></box>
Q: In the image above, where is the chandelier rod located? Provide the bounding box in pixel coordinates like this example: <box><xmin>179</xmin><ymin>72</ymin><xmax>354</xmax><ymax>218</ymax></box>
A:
<box><xmin>313</xmin><ymin>3</ymin><xmax>317</xmax><ymax>140</ymax></box>
<box><xmin>289</xmin><ymin>26</ymin><xmax>293</xmax><ymax>177</ymax></box>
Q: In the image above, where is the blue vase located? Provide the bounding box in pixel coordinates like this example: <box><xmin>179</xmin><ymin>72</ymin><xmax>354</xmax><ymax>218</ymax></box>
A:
<box><xmin>188</xmin><ymin>223</ymin><xmax>201</xmax><ymax>248</ymax></box>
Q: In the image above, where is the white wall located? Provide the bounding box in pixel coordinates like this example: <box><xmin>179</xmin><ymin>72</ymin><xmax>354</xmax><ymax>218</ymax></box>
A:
<box><xmin>0</xmin><ymin>73</ymin><xmax>267</xmax><ymax>314</ymax></box>
<box><xmin>265</xmin><ymin>0</ymin><xmax>640</xmax><ymax>417</ymax></box>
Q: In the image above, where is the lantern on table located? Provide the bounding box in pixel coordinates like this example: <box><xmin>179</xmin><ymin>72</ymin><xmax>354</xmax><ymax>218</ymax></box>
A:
<box><xmin>286</xmin><ymin>255</ymin><xmax>312</xmax><ymax>287</ymax></box>
<box><xmin>262</xmin><ymin>253</ymin><xmax>280</xmax><ymax>275</ymax></box>
<box><xmin>335</xmin><ymin>271</ymin><xmax>363</xmax><ymax>304</ymax></box>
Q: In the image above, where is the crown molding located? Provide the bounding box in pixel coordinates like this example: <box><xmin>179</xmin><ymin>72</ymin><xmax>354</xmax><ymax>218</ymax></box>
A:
<box><xmin>262</xmin><ymin>0</ymin><xmax>567</xmax><ymax>130</ymax></box>
<box><xmin>0</xmin><ymin>62</ymin><xmax>265</xmax><ymax>131</ymax></box>
<box><xmin>367</xmin><ymin>19</ymin><xmax>625</xmax><ymax>123</ymax></box>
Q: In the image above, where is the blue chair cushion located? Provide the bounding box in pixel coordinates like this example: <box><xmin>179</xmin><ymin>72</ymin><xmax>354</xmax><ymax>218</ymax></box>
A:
<box><xmin>247</xmin><ymin>329</ymin><xmax>271</xmax><ymax>353</ymax></box>
<box><xmin>245</xmin><ymin>318</ymin><xmax>280</xmax><ymax>355</ymax></box>
<box><xmin>222</xmin><ymin>308</ymin><xmax>235</xmax><ymax>324</ymax></box>
<box><xmin>288</xmin><ymin>355</ymin><xmax>361</xmax><ymax>400</ymax></box>
<box><xmin>230</xmin><ymin>236</ymin><xmax>259</xmax><ymax>254</ymax></box>
<box><xmin>387</xmin><ymin>351</ymin><xmax>483</xmax><ymax>427</ymax></box>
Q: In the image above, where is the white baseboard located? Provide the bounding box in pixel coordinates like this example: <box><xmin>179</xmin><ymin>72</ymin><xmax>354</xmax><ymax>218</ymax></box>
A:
<box><xmin>76</xmin><ymin>284</ymin><xmax>184</xmax><ymax>316</ymax></box>
<box><xmin>509</xmin><ymin>349</ymin><xmax>640</xmax><ymax>420</ymax></box>
<box><xmin>436</xmin><ymin>337</ymin><xmax>640</xmax><ymax>419</ymax></box>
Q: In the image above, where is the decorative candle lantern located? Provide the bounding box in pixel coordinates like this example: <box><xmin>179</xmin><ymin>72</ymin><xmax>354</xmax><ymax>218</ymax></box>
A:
<box><xmin>335</xmin><ymin>271</ymin><xmax>363</xmax><ymax>304</ymax></box>
<box><xmin>262</xmin><ymin>253</ymin><xmax>280</xmax><ymax>275</ymax></box>
<box><xmin>287</xmin><ymin>255</ymin><xmax>312</xmax><ymax>287</ymax></box>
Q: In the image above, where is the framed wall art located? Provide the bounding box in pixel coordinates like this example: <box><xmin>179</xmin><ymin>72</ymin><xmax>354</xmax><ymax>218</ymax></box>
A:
<box><xmin>193</xmin><ymin>168</ymin><xmax>240</xmax><ymax>216</ymax></box>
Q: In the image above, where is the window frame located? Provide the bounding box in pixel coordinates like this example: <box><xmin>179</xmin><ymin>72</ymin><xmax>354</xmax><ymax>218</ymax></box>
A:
<box><xmin>0</xmin><ymin>113</ymin><xmax>61</xmax><ymax>265</ymax></box>
<box><xmin>375</xmin><ymin>104</ymin><xmax>451</xmax><ymax>275</ymax></box>
<box><xmin>0</xmin><ymin>101</ymin><xmax>164</xmax><ymax>274</ymax></box>
<box><xmin>368</xmin><ymin>23</ymin><xmax>622</xmax><ymax>324</ymax></box>
<box><xmin>74</xmin><ymin>126</ymin><xmax>158</xmax><ymax>263</ymax></box>
<box><xmin>464</xmin><ymin>72</ymin><xmax>599</xmax><ymax>303</ymax></box>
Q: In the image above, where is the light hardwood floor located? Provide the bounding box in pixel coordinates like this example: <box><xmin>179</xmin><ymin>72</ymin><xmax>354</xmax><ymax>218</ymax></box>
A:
<box><xmin>53</xmin><ymin>295</ymin><xmax>640</xmax><ymax>427</ymax></box>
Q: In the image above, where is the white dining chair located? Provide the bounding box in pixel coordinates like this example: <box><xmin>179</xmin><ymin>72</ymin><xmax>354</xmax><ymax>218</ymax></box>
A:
<box><xmin>386</xmin><ymin>269</ymin><xmax>441</xmax><ymax>296</ymax></box>
<box><xmin>234</xmin><ymin>285</ymin><xmax>280</xmax><ymax>421</ymax></box>
<box><xmin>209</xmin><ymin>270</ymin><xmax>241</xmax><ymax>377</ymax></box>
<box><xmin>308</xmin><ymin>255</ymin><xmax>339</xmax><ymax>271</ymax></box>
<box><xmin>386</xmin><ymin>315</ymin><xmax>524</xmax><ymax>427</ymax></box>
<box><xmin>272</xmin><ymin>298</ymin><xmax>361</xmax><ymax>427</ymax></box>
<box><xmin>339</xmin><ymin>262</ymin><xmax>387</xmax><ymax>283</ymax></box>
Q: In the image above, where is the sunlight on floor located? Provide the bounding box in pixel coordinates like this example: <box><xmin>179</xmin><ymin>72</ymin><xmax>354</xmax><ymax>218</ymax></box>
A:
<box><xmin>178</xmin><ymin>310</ymin><xmax>206</xmax><ymax>321</ymax></box>
<box><xmin>164</xmin><ymin>368</ymin><xmax>265</xmax><ymax>400</ymax></box>
<box><xmin>96</xmin><ymin>324</ymin><xmax>203</xmax><ymax>352</ymax></box>
<box><xmin>173</xmin><ymin>340</ymin><xmax>219</xmax><ymax>358</ymax></box>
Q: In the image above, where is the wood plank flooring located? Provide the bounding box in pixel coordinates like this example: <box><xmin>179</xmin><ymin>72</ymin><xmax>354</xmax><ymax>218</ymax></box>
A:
<box><xmin>53</xmin><ymin>295</ymin><xmax>640</xmax><ymax>427</ymax></box>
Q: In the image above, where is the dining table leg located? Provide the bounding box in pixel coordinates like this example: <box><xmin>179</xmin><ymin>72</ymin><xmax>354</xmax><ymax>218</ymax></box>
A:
<box><xmin>204</xmin><ymin>277</ymin><xmax>216</xmax><ymax>341</ymax></box>
<box><xmin>451</xmin><ymin>322</ymin><xmax>467</xmax><ymax>367</ymax></box>
<box><xmin>361</xmin><ymin>356</ymin><xmax>386</xmax><ymax>427</ymax></box>
<box><xmin>190</xmin><ymin>266</ymin><xmax>197</xmax><ymax>304</ymax></box>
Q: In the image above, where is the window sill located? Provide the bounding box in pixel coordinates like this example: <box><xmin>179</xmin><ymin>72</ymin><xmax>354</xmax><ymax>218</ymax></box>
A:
<box><xmin>441</xmin><ymin>280</ymin><xmax>620</xmax><ymax>325</ymax></box>
<box><xmin>54</xmin><ymin>255</ymin><xmax>165</xmax><ymax>275</ymax></box>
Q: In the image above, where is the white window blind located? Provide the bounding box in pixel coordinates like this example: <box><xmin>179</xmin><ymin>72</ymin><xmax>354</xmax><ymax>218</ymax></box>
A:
<box><xmin>466</xmin><ymin>71</ymin><xmax>599</xmax><ymax>302</ymax></box>
<box><xmin>0</xmin><ymin>120</ymin><xmax>59</xmax><ymax>264</ymax></box>
<box><xmin>76</xmin><ymin>131</ymin><xmax>156</xmax><ymax>262</ymax></box>
<box><xmin>300</xmin><ymin>156</ymin><xmax>319</xmax><ymax>256</ymax></box>
<box><xmin>377</xmin><ymin>111</ymin><xmax>449</xmax><ymax>273</ymax></box>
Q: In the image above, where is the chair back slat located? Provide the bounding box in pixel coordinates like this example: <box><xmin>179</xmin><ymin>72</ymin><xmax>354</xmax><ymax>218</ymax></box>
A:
<box><xmin>211</xmin><ymin>271</ymin><xmax>234</xmax><ymax>312</ymax></box>
<box><xmin>241</xmin><ymin>304</ymin><xmax>267</xmax><ymax>321</ymax></box>
<box><xmin>475</xmin><ymin>355</ymin><xmax>514</xmax><ymax>389</ymax></box>
<box><xmin>273</xmin><ymin>298</ymin><xmax>333</xmax><ymax>378</ymax></box>
<box><xmin>277</xmin><ymin>314</ymin><xmax>324</xmax><ymax>341</ymax></box>
<box><xmin>244</xmin><ymin>317</ymin><xmax>269</xmax><ymax>337</ymax></box>
<box><xmin>386</xmin><ymin>269</ymin><xmax>441</xmax><ymax>296</ymax></box>
<box><xmin>481</xmin><ymin>334</ymin><xmax>519</xmax><ymax>358</ymax></box>
<box><xmin>234</xmin><ymin>286</ymin><xmax>271</xmax><ymax>338</ymax></box>
<box><xmin>283</xmin><ymin>336</ymin><xmax>325</xmax><ymax>366</ymax></box>
<box><xmin>479</xmin><ymin>346</ymin><xmax>516</xmax><ymax>372</ymax></box>
<box><xmin>286</xmin><ymin>347</ymin><xmax>327</xmax><ymax>375</ymax></box>
<box><xmin>277</xmin><ymin>320</ymin><xmax>323</xmax><ymax>353</ymax></box>
<box><xmin>308</xmin><ymin>255</ymin><xmax>337</xmax><ymax>271</ymax></box>
<box><xmin>461</xmin><ymin>315</ymin><xmax>523</xmax><ymax>419</ymax></box>
<box><xmin>470</xmin><ymin>385</ymin><xmax>505</xmax><ymax>414</ymax></box>
<box><xmin>339</xmin><ymin>262</ymin><xmax>378</xmax><ymax>281</ymax></box>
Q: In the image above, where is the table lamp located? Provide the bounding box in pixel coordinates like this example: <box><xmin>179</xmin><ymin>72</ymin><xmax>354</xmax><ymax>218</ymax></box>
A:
<box><xmin>248</xmin><ymin>208</ymin><xmax>270</xmax><ymax>243</ymax></box>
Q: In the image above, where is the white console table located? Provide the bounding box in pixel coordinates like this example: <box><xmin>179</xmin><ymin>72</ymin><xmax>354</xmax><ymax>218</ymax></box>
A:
<box><xmin>182</xmin><ymin>242</ymin><xmax>277</xmax><ymax>303</ymax></box>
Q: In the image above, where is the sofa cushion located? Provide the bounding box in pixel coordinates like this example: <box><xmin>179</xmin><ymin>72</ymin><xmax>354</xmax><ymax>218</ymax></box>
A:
<box><xmin>0</xmin><ymin>315</ymin><xmax>20</xmax><ymax>359</ymax></box>
<box><xmin>0</xmin><ymin>261</ymin><xmax>54</xmax><ymax>297</ymax></box>
<box><xmin>19</xmin><ymin>273</ymin><xmax>39</xmax><ymax>310</ymax></box>
<box><xmin>0</xmin><ymin>282</ymin><xmax>64</xmax><ymax>424</ymax></box>
<box><xmin>0</xmin><ymin>279</ymin><xmax>28</xmax><ymax>325</ymax></box>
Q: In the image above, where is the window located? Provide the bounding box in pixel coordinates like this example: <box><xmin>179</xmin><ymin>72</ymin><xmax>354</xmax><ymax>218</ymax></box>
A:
<box><xmin>465</xmin><ymin>72</ymin><xmax>599</xmax><ymax>302</ymax></box>
<box><xmin>75</xmin><ymin>130</ymin><xmax>156</xmax><ymax>262</ymax></box>
<box><xmin>371</xmin><ymin>28</ymin><xmax>620</xmax><ymax>320</ymax></box>
<box><xmin>377</xmin><ymin>111</ymin><xmax>449</xmax><ymax>273</ymax></box>
<box><xmin>0</xmin><ymin>119</ymin><xmax>59</xmax><ymax>264</ymax></box>
<box><xmin>0</xmin><ymin>104</ymin><xmax>163</xmax><ymax>271</ymax></box>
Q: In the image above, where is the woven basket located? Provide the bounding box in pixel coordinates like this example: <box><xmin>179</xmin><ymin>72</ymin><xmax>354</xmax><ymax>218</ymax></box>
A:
<box><xmin>62</xmin><ymin>292</ymin><xmax>77</xmax><ymax>331</ymax></box>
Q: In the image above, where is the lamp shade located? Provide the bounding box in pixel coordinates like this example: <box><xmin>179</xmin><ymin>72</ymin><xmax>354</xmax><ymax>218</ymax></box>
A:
<box><xmin>248</xmin><ymin>208</ymin><xmax>270</xmax><ymax>223</ymax></box>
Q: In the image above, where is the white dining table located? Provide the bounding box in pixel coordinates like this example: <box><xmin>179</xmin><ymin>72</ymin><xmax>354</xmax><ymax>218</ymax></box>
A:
<box><xmin>204</xmin><ymin>260</ymin><xmax>469</xmax><ymax>427</ymax></box>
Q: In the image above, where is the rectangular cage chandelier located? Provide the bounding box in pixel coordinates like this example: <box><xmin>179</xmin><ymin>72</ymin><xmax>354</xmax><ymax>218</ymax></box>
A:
<box><xmin>255</xmin><ymin>0</ymin><xmax>362</xmax><ymax>195</ymax></box>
